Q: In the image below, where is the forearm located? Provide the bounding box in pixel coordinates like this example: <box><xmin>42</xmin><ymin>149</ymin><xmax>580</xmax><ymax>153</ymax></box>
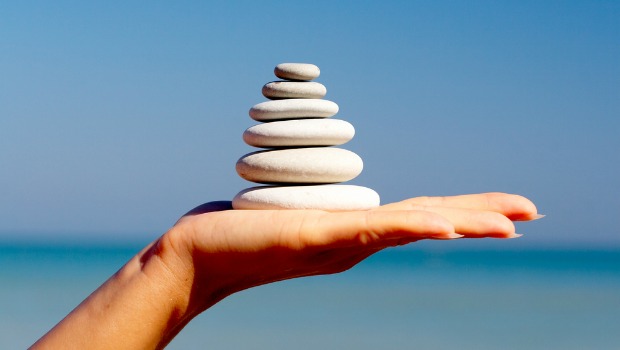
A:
<box><xmin>31</xmin><ymin>230</ymin><xmax>202</xmax><ymax>350</ymax></box>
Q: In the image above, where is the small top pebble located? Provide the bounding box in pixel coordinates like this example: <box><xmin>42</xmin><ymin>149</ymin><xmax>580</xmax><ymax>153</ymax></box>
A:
<box><xmin>274</xmin><ymin>63</ymin><xmax>320</xmax><ymax>81</ymax></box>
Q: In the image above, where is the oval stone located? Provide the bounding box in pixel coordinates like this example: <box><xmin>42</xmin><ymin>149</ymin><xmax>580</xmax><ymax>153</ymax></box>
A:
<box><xmin>262</xmin><ymin>81</ymin><xmax>326</xmax><ymax>99</ymax></box>
<box><xmin>249</xmin><ymin>99</ymin><xmax>338</xmax><ymax>121</ymax></box>
<box><xmin>233</xmin><ymin>185</ymin><xmax>380</xmax><ymax>210</ymax></box>
<box><xmin>243</xmin><ymin>119</ymin><xmax>355</xmax><ymax>148</ymax></box>
<box><xmin>236</xmin><ymin>148</ymin><xmax>363</xmax><ymax>184</ymax></box>
<box><xmin>274</xmin><ymin>63</ymin><xmax>320</xmax><ymax>81</ymax></box>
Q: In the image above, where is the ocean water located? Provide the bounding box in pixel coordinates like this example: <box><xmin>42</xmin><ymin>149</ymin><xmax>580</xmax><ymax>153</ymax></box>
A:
<box><xmin>1</xmin><ymin>242</ymin><xmax>619</xmax><ymax>349</ymax></box>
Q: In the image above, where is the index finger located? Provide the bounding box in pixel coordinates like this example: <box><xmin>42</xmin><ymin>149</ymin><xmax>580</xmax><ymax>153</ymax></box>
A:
<box><xmin>375</xmin><ymin>192</ymin><xmax>542</xmax><ymax>221</ymax></box>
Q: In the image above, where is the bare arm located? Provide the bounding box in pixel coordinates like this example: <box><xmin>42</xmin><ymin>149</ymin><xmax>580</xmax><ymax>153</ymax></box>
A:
<box><xmin>31</xmin><ymin>193</ymin><xmax>540</xmax><ymax>350</ymax></box>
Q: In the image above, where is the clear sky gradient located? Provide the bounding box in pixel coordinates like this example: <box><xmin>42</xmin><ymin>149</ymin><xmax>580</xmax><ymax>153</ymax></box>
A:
<box><xmin>1</xmin><ymin>1</ymin><xmax>619</xmax><ymax>245</ymax></box>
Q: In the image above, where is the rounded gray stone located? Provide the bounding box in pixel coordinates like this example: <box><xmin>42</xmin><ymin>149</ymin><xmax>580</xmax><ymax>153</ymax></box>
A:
<box><xmin>249</xmin><ymin>99</ymin><xmax>338</xmax><ymax>121</ymax></box>
<box><xmin>262</xmin><ymin>81</ymin><xmax>327</xmax><ymax>99</ymax></box>
<box><xmin>236</xmin><ymin>148</ymin><xmax>363</xmax><ymax>184</ymax></box>
<box><xmin>274</xmin><ymin>63</ymin><xmax>320</xmax><ymax>81</ymax></box>
<box><xmin>243</xmin><ymin>119</ymin><xmax>355</xmax><ymax>148</ymax></box>
<box><xmin>232</xmin><ymin>185</ymin><xmax>380</xmax><ymax>210</ymax></box>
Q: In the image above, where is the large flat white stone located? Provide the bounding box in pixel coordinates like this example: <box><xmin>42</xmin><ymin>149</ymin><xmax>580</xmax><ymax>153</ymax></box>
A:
<box><xmin>232</xmin><ymin>184</ymin><xmax>380</xmax><ymax>210</ymax></box>
<box><xmin>236</xmin><ymin>148</ymin><xmax>363</xmax><ymax>184</ymax></box>
<box><xmin>249</xmin><ymin>99</ymin><xmax>338</xmax><ymax>121</ymax></box>
<box><xmin>262</xmin><ymin>81</ymin><xmax>326</xmax><ymax>99</ymax></box>
<box><xmin>274</xmin><ymin>63</ymin><xmax>320</xmax><ymax>81</ymax></box>
<box><xmin>243</xmin><ymin>119</ymin><xmax>355</xmax><ymax>148</ymax></box>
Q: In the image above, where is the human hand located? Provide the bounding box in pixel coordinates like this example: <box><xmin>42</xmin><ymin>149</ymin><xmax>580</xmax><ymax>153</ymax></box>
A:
<box><xmin>32</xmin><ymin>192</ymin><xmax>540</xmax><ymax>349</ymax></box>
<box><xmin>162</xmin><ymin>192</ymin><xmax>540</xmax><ymax>317</ymax></box>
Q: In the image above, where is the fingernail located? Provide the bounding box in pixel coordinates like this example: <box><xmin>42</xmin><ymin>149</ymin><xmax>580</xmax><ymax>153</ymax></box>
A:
<box><xmin>505</xmin><ymin>233</ymin><xmax>523</xmax><ymax>239</ymax></box>
<box><xmin>531</xmin><ymin>214</ymin><xmax>546</xmax><ymax>220</ymax></box>
<box><xmin>431</xmin><ymin>233</ymin><xmax>464</xmax><ymax>240</ymax></box>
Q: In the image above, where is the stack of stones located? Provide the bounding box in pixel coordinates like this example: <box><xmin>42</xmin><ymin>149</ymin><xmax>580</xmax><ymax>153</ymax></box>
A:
<box><xmin>232</xmin><ymin>63</ymin><xmax>380</xmax><ymax>210</ymax></box>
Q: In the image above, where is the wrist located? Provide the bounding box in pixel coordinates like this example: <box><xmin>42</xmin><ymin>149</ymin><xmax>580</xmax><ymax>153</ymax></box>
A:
<box><xmin>136</xmin><ymin>227</ymin><xmax>203</xmax><ymax>334</ymax></box>
<box><xmin>143</xmin><ymin>224</ymin><xmax>227</xmax><ymax>324</ymax></box>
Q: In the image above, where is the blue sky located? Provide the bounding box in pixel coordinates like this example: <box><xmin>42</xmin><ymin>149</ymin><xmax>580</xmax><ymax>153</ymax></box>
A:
<box><xmin>1</xmin><ymin>1</ymin><xmax>618</xmax><ymax>245</ymax></box>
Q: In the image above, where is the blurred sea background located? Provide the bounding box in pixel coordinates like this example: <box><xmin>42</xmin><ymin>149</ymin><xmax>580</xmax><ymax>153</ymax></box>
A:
<box><xmin>2</xmin><ymin>241</ymin><xmax>619</xmax><ymax>349</ymax></box>
<box><xmin>2</xmin><ymin>1</ymin><xmax>619</xmax><ymax>349</ymax></box>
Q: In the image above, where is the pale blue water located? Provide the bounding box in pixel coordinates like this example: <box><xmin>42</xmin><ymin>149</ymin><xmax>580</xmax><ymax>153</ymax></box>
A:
<box><xmin>1</xmin><ymin>242</ymin><xmax>619</xmax><ymax>349</ymax></box>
